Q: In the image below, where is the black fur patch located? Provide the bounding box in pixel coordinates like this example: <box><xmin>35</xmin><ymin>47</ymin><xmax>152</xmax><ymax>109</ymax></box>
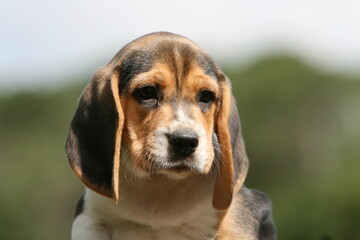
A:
<box><xmin>237</xmin><ymin>188</ymin><xmax>277</xmax><ymax>240</ymax></box>
<box><xmin>66</xmin><ymin>79</ymin><xmax>117</xmax><ymax>196</ymax></box>
<box><xmin>225</xmin><ymin>95</ymin><xmax>242</xmax><ymax>182</ymax></box>
<box><xmin>259</xmin><ymin>210</ymin><xmax>277</xmax><ymax>240</ymax></box>
<box><xmin>74</xmin><ymin>194</ymin><xmax>85</xmax><ymax>218</ymax></box>
<box><xmin>118</xmin><ymin>50</ymin><xmax>155</xmax><ymax>93</ymax></box>
<box><xmin>195</xmin><ymin>53</ymin><xmax>218</xmax><ymax>80</ymax></box>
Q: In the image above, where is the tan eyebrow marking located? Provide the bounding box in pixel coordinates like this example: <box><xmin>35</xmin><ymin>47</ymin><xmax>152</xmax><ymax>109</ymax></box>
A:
<box><xmin>193</xmin><ymin>75</ymin><xmax>219</xmax><ymax>94</ymax></box>
<box><xmin>127</xmin><ymin>72</ymin><xmax>164</xmax><ymax>93</ymax></box>
<box><xmin>183</xmin><ymin>67</ymin><xmax>220</xmax><ymax>100</ymax></box>
<box><xmin>126</xmin><ymin>64</ymin><xmax>177</xmax><ymax>100</ymax></box>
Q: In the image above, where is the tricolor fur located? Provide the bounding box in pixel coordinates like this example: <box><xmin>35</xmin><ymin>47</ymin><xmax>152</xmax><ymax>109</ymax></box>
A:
<box><xmin>66</xmin><ymin>32</ymin><xmax>276</xmax><ymax>240</ymax></box>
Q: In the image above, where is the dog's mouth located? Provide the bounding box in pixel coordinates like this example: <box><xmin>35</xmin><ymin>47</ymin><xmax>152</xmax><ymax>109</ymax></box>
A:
<box><xmin>156</xmin><ymin>162</ymin><xmax>200</xmax><ymax>179</ymax></box>
<box><xmin>124</xmin><ymin>153</ymin><xmax>210</xmax><ymax>180</ymax></box>
<box><xmin>166</xmin><ymin>163</ymin><xmax>193</xmax><ymax>172</ymax></box>
<box><xmin>159</xmin><ymin>159</ymin><xmax>207</xmax><ymax>177</ymax></box>
<box><xmin>145</xmin><ymin>159</ymin><xmax>200</xmax><ymax>175</ymax></box>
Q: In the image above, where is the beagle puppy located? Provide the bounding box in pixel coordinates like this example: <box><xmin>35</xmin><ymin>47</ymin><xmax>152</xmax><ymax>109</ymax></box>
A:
<box><xmin>66</xmin><ymin>32</ymin><xmax>276</xmax><ymax>240</ymax></box>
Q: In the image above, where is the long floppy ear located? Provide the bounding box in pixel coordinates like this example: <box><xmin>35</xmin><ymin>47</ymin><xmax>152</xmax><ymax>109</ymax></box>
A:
<box><xmin>212</xmin><ymin>73</ymin><xmax>249</xmax><ymax>210</ymax></box>
<box><xmin>65</xmin><ymin>68</ymin><xmax>124</xmax><ymax>202</ymax></box>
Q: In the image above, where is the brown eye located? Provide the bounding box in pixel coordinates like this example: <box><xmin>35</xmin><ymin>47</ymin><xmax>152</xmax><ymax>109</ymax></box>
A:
<box><xmin>198</xmin><ymin>90</ymin><xmax>215</xmax><ymax>103</ymax></box>
<box><xmin>139</xmin><ymin>86</ymin><xmax>157</xmax><ymax>100</ymax></box>
<box><xmin>134</xmin><ymin>85</ymin><xmax>160</xmax><ymax>109</ymax></box>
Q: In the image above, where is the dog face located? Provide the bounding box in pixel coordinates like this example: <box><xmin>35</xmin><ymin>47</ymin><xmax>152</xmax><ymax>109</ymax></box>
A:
<box><xmin>66</xmin><ymin>32</ymin><xmax>249</xmax><ymax>210</ymax></box>
<box><xmin>120</xmin><ymin>52</ymin><xmax>220</xmax><ymax>178</ymax></box>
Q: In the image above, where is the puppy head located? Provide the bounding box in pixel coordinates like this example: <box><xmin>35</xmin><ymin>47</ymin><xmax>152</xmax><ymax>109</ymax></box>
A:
<box><xmin>66</xmin><ymin>32</ymin><xmax>248</xmax><ymax>210</ymax></box>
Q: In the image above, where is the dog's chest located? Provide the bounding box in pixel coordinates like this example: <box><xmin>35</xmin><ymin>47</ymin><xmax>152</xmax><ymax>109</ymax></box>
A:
<box><xmin>85</xmin><ymin>176</ymin><xmax>219</xmax><ymax>240</ymax></box>
<box><xmin>109</xmin><ymin>218</ymin><xmax>218</xmax><ymax>240</ymax></box>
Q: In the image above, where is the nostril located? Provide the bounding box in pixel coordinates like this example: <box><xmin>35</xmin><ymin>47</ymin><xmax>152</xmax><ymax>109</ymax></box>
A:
<box><xmin>189</xmin><ymin>139</ymin><xmax>198</xmax><ymax>149</ymax></box>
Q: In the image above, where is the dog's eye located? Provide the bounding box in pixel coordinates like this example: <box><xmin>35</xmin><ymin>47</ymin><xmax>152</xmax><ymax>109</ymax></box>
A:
<box><xmin>139</xmin><ymin>86</ymin><xmax>157</xmax><ymax>100</ymax></box>
<box><xmin>198</xmin><ymin>90</ymin><xmax>215</xmax><ymax>112</ymax></box>
<box><xmin>134</xmin><ymin>86</ymin><xmax>160</xmax><ymax>109</ymax></box>
<box><xmin>198</xmin><ymin>90</ymin><xmax>215</xmax><ymax>103</ymax></box>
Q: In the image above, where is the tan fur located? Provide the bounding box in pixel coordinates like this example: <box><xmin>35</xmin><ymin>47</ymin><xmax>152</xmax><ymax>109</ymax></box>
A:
<box><xmin>120</xmin><ymin>62</ymin><xmax>219</xmax><ymax>177</ymax></box>
<box><xmin>110</xmin><ymin>72</ymin><xmax>124</xmax><ymax>202</ymax></box>
<box><xmin>127</xmin><ymin>64</ymin><xmax>177</xmax><ymax>93</ymax></box>
<box><xmin>213</xmin><ymin>81</ymin><xmax>234</xmax><ymax>210</ymax></box>
<box><xmin>67</xmin><ymin>32</ymin><xmax>275</xmax><ymax>240</ymax></box>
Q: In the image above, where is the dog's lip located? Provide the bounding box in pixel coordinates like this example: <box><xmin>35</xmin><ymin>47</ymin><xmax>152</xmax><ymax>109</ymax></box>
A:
<box><xmin>159</xmin><ymin>161</ymin><xmax>195</xmax><ymax>172</ymax></box>
<box><xmin>168</xmin><ymin>164</ymin><xmax>192</xmax><ymax>172</ymax></box>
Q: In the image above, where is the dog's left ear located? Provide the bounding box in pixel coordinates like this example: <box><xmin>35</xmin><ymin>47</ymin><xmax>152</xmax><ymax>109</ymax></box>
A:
<box><xmin>65</xmin><ymin>68</ymin><xmax>124</xmax><ymax>202</ymax></box>
<box><xmin>212</xmin><ymin>72</ymin><xmax>249</xmax><ymax>211</ymax></box>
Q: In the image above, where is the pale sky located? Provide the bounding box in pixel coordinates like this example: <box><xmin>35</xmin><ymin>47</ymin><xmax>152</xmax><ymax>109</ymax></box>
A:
<box><xmin>1</xmin><ymin>0</ymin><xmax>360</xmax><ymax>90</ymax></box>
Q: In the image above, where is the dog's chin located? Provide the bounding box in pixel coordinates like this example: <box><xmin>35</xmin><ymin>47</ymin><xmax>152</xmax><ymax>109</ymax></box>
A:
<box><xmin>157</xmin><ymin>163</ymin><xmax>199</xmax><ymax>180</ymax></box>
<box><xmin>160</xmin><ymin>169</ymin><xmax>193</xmax><ymax>180</ymax></box>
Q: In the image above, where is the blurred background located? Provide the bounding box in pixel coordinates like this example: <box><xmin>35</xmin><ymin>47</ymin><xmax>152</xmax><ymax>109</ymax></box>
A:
<box><xmin>1</xmin><ymin>0</ymin><xmax>359</xmax><ymax>239</ymax></box>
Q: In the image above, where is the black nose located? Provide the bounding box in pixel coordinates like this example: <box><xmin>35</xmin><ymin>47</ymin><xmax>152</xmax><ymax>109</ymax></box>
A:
<box><xmin>169</xmin><ymin>130</ymin><xmax>199</xmax><ymax>158</ymax></box>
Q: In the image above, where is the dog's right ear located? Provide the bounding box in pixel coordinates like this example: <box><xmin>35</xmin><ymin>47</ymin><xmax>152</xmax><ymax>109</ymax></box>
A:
<box><xmin>65</xmin><ymin>68</ymin><xmax>124</xmax><ymax>202</ymax></box>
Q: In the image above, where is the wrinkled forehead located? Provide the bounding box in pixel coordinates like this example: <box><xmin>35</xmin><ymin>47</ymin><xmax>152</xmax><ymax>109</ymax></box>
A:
<box><xmin>112</xmin><ymin>36</ymin><xmax>220</xmax><ymax>93</ymax></box>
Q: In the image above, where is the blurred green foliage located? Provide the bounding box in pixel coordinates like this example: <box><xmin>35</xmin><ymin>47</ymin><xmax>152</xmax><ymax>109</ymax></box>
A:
<box><xmin>0</xmin><ymin>56</ymin><xmax>359</xmax><ymax>239</ymax></box>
